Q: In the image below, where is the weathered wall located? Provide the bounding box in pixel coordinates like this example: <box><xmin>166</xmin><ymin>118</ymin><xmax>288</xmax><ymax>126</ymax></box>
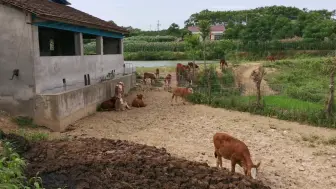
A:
<box><xmin>34</xmin><ymin>54</ymin><xmax>124</xmax><ymax>94</ymax></box>
<box><xmin>0</xmin><ymin>4</ymin><xmax>35</xmax><ymax>116</ymax></box>
<box><xmin>34</xmin><ymin>74</ymin><xmax>136</xmax><ymax>132</ymax></box>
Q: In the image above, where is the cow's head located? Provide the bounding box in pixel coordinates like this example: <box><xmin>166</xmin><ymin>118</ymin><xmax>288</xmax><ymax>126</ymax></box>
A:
<box><xmin>137</xmin><ymin>94</ymin><xmax>144</xmax><ymax>100</ymax></box>
<box><xmin>187</xmin><ymin>88</ymin><xmax>194</xmax><ymax>94</ymax></box>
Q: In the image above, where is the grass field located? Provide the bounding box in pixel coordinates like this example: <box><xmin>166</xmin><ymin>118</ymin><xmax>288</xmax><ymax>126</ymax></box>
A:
<box><xmin>187</xmin><ymin>57</ymin><xmax>336</xmax><ymax>128</ymax></box>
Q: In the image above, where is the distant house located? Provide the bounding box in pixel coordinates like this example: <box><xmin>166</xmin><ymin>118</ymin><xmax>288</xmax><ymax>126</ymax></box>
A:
<box><xmin>187</xmin><ymin>25</ymin><xmax>225</xmax><ymax>41</ymax></box>
<box><xmin>0</xmin><ymin>0</ymin><xmax>135</xmax><ymax>132</ymax></box>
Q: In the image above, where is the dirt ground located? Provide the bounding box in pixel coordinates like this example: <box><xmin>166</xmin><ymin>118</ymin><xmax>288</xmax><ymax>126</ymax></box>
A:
<box><xmin>61</xmin><ymin>65</ymin><xmax>336</xmax><ymax>189</ymax></box>
<box><xmin>23</xmin><ymin>138</ymin><xmax>269</xmax><ymax>189</ymax></box>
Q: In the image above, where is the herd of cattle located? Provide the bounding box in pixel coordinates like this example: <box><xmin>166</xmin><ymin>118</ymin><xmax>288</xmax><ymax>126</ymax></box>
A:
<box><xmin>99</xmin><ymin>59</ymin><xmax>277</xmax><ymax>179</ymax></box>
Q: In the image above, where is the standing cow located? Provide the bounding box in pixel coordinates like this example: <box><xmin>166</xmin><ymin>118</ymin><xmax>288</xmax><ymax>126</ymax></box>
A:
<box><xmin>220</xmin><ymin>59</ymin><xmax>228</xmax><ymax>70</ymax></box>
<box><xmin>143</xmin><ymin>72</ymin><xmax>156</xmax><ymax>85</ymax></box>
<box><xmin>155</xmin><ymin>68</ymin><xmax>160</xmax><ymax>79</ymax></box>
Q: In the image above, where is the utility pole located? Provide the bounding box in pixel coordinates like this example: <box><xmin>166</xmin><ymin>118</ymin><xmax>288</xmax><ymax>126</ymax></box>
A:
<box><xmin>157</xmin><ymin>20</ymin><xmax>161</xmax><ymax>31</ymax></box>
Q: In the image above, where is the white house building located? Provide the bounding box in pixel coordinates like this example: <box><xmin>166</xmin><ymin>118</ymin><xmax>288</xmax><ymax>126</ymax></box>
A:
<box><xmin>187</xmin><ymin>25</ymin><xmax>225</xmax><ymax>41</ymax></box>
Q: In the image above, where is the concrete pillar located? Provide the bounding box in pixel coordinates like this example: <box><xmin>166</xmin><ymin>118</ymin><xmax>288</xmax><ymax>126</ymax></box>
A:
<box><xmin>96</xmin><ymin>36</ymin><xmax>103</xmax><ymax>55</ymax></box>
<box><xmin>120</xmin><ymin>38</ymin><xmax>124</xmax><ymax>54</ymax></box>
<box><xmin>75</xmin><ymin>33</ymin><xmax>83</xmax><ymax>56</ymax></box>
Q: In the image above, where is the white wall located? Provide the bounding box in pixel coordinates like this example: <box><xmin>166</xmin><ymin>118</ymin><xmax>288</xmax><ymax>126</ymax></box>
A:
<box><xmin>0</xmin><ymin>4</ymin><xmax>36</xmax><ymax>116</ymax></box>
<box><xmin>35</xmin><ymin>54</ymin><xmax>124</xmax><ymax>94</ymax></box>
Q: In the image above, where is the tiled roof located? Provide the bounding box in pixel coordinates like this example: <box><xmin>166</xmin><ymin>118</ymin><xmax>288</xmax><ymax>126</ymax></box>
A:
<box><xmin>188</xmin><ymin>25</ymin><xmax>225</xmax><ymax>33</ymax></box>
<box><xmin>0</xmin><ymin>0</ymin><xmax>128</xmax><ymax>34</ymax></box>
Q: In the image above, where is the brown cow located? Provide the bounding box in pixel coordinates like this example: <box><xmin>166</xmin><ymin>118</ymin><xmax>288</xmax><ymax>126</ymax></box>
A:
<box><xmin>266</xmin><ymin>56</ymin><xmax>275</xmax><ymax>62</ymax></box>
<box><xmin>143</xmin><ymin>72</ymin><xmax>156</xmax><ymax>84</ymax></box>
<box><xmin>100</xmin><ymin>96</ymin><xmax>119</xmax><ymax>111</ymax></box>
<box><xmin>213</xmin><ymin>132</ymin><xmax>261</xmax><ymax>179</ymax></box>
<box><xmin>188</xmin><ymin>62</ymin><xmax>199</xmax><ymax>69</ymax></box>
<box><xmin>220</xmin><ymin>59</ymin><xmax>228</xmax><ymax>70</ymax></box>
<box><xmin>155</xmin><ymin>68</ymin><xmax>160</xmax><ymax>78</ymax></box>
<box><xmin>164</xmin><ymin>74</ymin><xmax>172</xmax><ymax>86</ymax></box>
<box><xmin>171</xmin><ymin>87</ymin><xmax>193</xmax><ymax>105</ymax></box>
<box><xmin>132</xmin><ymin>94</ymin><xmax>147</xmax><ymax>108</ymax></box>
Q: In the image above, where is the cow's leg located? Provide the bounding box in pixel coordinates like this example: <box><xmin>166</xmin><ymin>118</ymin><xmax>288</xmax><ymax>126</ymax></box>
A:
<box><xmin>230</xmin><ymin>154</ymin><xmax>239</xmax><ymax>174</ymax></box>
<box><xmin>217</xmin><ymin>154</ymin><xmax>223</xmax><ymax>169</ymax></box>
<box><xmin>171</xmin><ymin>94</ymin><xmax>175</xmax><ymax>105</ymax></box>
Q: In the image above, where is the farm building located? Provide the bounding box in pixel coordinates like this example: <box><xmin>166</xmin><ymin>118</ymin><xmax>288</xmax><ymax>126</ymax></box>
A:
<box><xmin>0</xmin><ymin>0</ymin><xmax>136</xmax><ymax>131</ymax></box>
<box><xmin>187</xmin><ymin>25</ymin><xmax>225</xmax><ymax>41</ymax></box>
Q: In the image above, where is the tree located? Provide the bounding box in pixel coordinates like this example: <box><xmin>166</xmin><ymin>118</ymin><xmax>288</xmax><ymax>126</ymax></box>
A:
<box><xmin>167</xmin><ymin>23</ymin><xmax>180</xmax><ymax>36</ymax></box>
<box><xmin>250</xmin><ymin>66</ymin><xmax>266</xmax><ymax>106</ymax></box>
<box><xmin>323</xmin><ymin>57</ymin><xmax>336</xmax><ymax>117</ymax></box>
<box><xmin>185</xmin><ymin>34</ymin><xmax>201</xmax><ymax>79</ymax></box>
<box><xmin>199</xmin><ymin>20</ymin><xmax>211</xmax><ymax>68</ymax></box>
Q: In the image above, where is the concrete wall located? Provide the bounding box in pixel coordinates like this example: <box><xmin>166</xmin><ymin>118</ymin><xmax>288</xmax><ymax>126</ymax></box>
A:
<box><xmin>34</xmin><ymin>74</ymin><xmax>136</xmax><ymax>132</ymax></box>
<box><xmin>35</xmin><ymin>54</ymin><xmax>124</xmax><ymax>94</ymax></box>
<box><xmin>0</xmin><ymin>4</ymin><xmax>35</xmax><ymax>116</ymax></box>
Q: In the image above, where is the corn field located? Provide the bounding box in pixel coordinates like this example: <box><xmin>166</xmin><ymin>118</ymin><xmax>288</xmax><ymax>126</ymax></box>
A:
<box><xmin>124</xmin><ymin>40</ymin><xmax>336</xmax><ymax>53</ymax></box>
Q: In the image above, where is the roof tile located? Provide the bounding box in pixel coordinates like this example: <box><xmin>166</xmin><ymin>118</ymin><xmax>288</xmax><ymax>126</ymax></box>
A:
<box><xmin>0</xmin><ymin>0</ymin><xmax>128</xmax><ymax>33</ymax></box>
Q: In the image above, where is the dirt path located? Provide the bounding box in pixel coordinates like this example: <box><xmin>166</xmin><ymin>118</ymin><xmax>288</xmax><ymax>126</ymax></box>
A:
<box><xmin>234</xmin><ymin>63</ymin><xmax>277</xmax><ymax>96</ymax></box>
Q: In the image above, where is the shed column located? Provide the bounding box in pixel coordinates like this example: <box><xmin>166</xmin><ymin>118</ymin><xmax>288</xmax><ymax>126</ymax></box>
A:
<box><xmin>74</xmin><ymin>33</ymin><xmax>84</xmax><ymax>56</ymax></box>
<box><xmin>120</xmin><ymin>38</ymin><xmax>124</xmax><ymax>54</ymax></box>
<box><xmin>96</xmin><ymin>36</ymin><xmax>103</xmax><ymax>55</ymax></box>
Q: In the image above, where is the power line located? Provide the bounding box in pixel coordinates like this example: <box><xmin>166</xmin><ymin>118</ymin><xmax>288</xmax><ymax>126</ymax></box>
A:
<box><xmin>157</xmin><ymin>20</ymin><xmax>161</xmax><ymax>31</ymax></box>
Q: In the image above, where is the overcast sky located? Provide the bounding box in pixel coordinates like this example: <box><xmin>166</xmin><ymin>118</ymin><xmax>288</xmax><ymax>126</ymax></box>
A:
<box><xmin>69</xmin><ymin>0</ymin><xmax>335</xmax><ymax>30</ymax></box>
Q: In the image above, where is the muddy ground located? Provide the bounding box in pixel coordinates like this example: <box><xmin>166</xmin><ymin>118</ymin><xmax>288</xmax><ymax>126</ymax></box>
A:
<box><xmin>24</xmin><ymin>138</ymin><xmax>270</xmax><ymax>189</ymax></box>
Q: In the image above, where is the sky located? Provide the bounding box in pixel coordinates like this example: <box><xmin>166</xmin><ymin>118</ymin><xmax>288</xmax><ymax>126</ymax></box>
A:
<box><xmin>69</xmin><ymin>0</ymin><xmax>335</xmax><ymax>30</ymax></box>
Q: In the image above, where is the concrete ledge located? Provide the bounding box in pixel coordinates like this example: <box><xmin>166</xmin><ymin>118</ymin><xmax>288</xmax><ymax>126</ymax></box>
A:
<box><xmin>34</xmin><ymin>74</ymin><xmax>136</xmax><ymax>132</ymax></box>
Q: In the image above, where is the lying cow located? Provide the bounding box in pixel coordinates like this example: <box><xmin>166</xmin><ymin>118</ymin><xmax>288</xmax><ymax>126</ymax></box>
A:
<box><xmin>213</xmin><ymin>132</ymin><xmax>261</xmax><ymax>179</ymax></box>
<box><xmin>100</xmin><ymin>97</ymin><xmax>117</xmax><ymax>111</ymax></box>
<box><xmin>143</xmin><ymin>72</ymin><xmax>156</xmax><ymax>85</ymax></box>
<box><xmin>132</xmin><ymin>94</ymin><xmax>147</xmax><ymax>108</ymax></box>
<box><xmin>171</xmin><ymin>87</ymin><xmax>193</xmax><ymax>105</ymax></box>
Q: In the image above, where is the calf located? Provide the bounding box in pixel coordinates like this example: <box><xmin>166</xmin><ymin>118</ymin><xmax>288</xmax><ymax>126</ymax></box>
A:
<box><xmin>155</xmin><ymin>68</ymin><xmax>160</xmax><ymax>78</ymax></box>
<box><xmin>164</xmin><ymin>74</ymin><xmax>172</xmax><ymax>88</ymax></box>
<box><xmin>143</xmin><ymin>72</ymin><xmax>156</xmax><ymax>85</ymax></box>
<box><xmin>266</xmin><ymin>56</ymin><xmax>275</xmax><ymax>62</ymax></box>
<box><xmin>220</xmin><ymin>59</ymin><xmax>228</xmax><ymax>70</ymax></box>
<box><xmin>132</xmin><ymin>94</ymin><xmax>147</xmax><ymax>108</ymax></box>
<box><xmin>171</xmin><ymin>87</ymin><xmax>193</xmax><ymax>105</ymax></box>
<box><xmin>213</xmin><ymin>132</ymin><xmax>261</xmax><ymax>179</ymax></box>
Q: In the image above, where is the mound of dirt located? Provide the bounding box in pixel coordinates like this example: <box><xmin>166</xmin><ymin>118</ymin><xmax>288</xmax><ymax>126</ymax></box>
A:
<box><xmin>24</xmin><ymin>138</ymin><xmax>270</xmax><ymax>189</ymax></box>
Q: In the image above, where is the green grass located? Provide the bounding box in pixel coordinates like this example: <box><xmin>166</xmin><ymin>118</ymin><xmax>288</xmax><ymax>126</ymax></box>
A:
<box><xmin>12</xmin><ymin>116</ymin><xmax>38</xmax><ymax>128</ymax></box>
<box><xmin>264</xmin><ymin>57</ymin><xmax>332</xmax><ymax>103</ymax></box>
<box><xmin>242</xmin><ymin>96</ymin><xmax>323</xmax><ymax>111</ymax></box>
<box><xmin>188</xmin><ymin>58</ymin><xmax>336</xmax><ymax>128</ymax></box>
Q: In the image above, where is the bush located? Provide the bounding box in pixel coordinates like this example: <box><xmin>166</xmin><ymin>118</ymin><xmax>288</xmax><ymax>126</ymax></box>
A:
<box><xmin>125</xmin><ymin>36</ymin><xmax>177</xmax><ymax>42</ymax></box>
<box><xmin>0</xmin><ymin>141</ymin><xmax>45</xmax><ymax>189</ymax></box>
<box><xmin>124</xmin><ymin>51</ymin><xmax>187</xmax><ymax>61</ymax></box>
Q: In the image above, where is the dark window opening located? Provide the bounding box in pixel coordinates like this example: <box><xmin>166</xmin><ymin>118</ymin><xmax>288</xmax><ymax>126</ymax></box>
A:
<box><xmin>214</xmin><ymin>34</ymin><xmax>222</xmax><ymax>40</ymax></box>
<box><xmin>83</xmin><ymin>34</ymin><xmax>98</xmax><ymax>55</ymax></box>
<box><xmin>38</xmin><ymin>27</ymin><xmax>76</xmax><ymax>56</ymax></box>
<box><xmin>103</xmin><ymin>37</ymin><xmax>121</xmax><ymax>55</ymax></box>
